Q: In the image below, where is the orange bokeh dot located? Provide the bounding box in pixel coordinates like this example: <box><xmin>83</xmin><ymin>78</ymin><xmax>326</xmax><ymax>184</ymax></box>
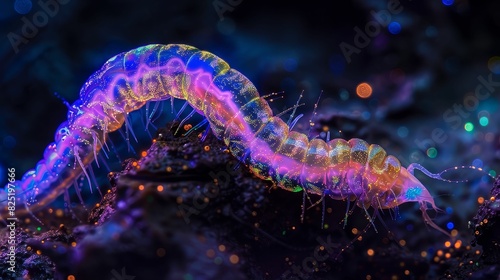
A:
<box><xmin>356</xmin><ymin>82</ymin><xmax>373</xmax><ymax>98</ymax></box>
<box><xmin>229</xmin><ymin>254</ymin><xmax>239</xmax><ymax>264</ymax></box>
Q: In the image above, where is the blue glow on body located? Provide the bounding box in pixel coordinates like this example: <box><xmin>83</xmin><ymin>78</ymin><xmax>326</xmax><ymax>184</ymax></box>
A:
<box><xmin>405</xmin><ymin>186</ymin><xmax>422</xmax><ymax>200</ymax></box>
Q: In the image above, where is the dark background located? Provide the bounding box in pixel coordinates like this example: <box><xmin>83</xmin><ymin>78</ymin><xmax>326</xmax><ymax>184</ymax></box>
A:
<box><xmin>1</xmin><ymin>0</ymin><xmax>500</xmax><ymax>278</ymax></box>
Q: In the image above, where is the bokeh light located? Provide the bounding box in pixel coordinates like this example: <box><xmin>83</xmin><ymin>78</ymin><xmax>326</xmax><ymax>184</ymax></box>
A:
<box><xmin>339</xmin><ymin>89</ymin><xmax>349</xmax><ymax>100</ymax></box>
<box><xmin>442</xmin><ymin>0</ymin><xmax>454</xmax><ymax>6</ymax></box>
<box><xmin>356</xmin><ymin>82</ymin><xmax>372</xmax><ymax>98</ymax></box>
<box><xmin>479</xmin><ymin>116</ymin><xmax>489</xmax><ymax>126</ymax></box>
<box><xmin>464</xmin><ymin>122</ymin><xmax>474</xmax><ymax>132</ymax></box>
<box><xmin>472</xmin><ymin>158</ymin><xmax>483</xmax><ymax>168</ymax></box>
<box><xmin>388</xmin><ymin>22</ymin><xmax>401</xmax><ymax>35</ymax></box>
<box><xmin>14</xmin><ymin>0</ymin><xmax>32</xmax><ymax>14</ymax></box>
<box><xmin>397</xmin><ymin>126</ymin><xmax>409</xmax><ymax>138</ymax></box>
<box><xmin>426</xmin><ymin>147</ymin><xmax>437</xmax><ymax>158</ymax></box>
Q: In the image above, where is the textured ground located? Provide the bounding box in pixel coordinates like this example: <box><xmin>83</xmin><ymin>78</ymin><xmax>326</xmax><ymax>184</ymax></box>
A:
<box><xmin>1</xmin><ymin>123</ymin><xmax>500</xmax><ymax>280</ymax></box>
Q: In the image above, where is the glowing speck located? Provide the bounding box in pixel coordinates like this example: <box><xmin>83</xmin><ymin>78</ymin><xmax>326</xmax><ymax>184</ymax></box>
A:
<box><xmin>477</xmin><ymin>197</ymin><xmax>484</xmax><ymax>204</ymax></box>
<box><xmin>442</xmin><ymin>0</ymin><xmax>454</xmax><ymax>6</ymax></box>
<box><xmin>426</xmin><ymin>147</ymin><xmax>437</xmax><ymax>158</ymax></box>
<box><xmin>479</xmin><ymin>116</ymin><xmax>489</xmax><ymax>126</ymax></box>
<box><xmin>446</xmin><ymin>222</ymin><xmax>454</xmax><ymax>230</ymax></box>
<box><xmin>367</xmin><ymin>249</ymin><xmax>374</xmax><ymax>256</ymax></box>
<box><xmin>464</xmin><ymin>122</ymin><xmax>474</xmax><ymax>132</ymax></box>
<box><xmin>141</xmin><ymin>151</ymin><xmax>148</xmax><ymax>157</ymax></box>
<box><xmin>388</xmin><ymin>22</ymin><xmax>401</xmax><ymax>34</ymax></box>
<box><xmin>67</xmin><ymin>276</ymin><xmax>75</xmax><ymax>280</ymax></box>
<box><xmin>356</xmin><ymin>82</ymin><xmax>373</xmax><ymax>98</ymax></box>
<box><xmin>157</xmin><ymin>185</ymin><xmax>164</xmax><ymax>192</ymax></box>
<box><xmin>489</xmin><ymin>170</ymin><xmax>496</xmax><ymax>177</ymax></box>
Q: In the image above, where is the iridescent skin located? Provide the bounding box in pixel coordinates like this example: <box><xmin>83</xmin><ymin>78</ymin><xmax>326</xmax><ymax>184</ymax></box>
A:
<box><xmin>0</xmin><ymin>44</ymin><xmax>444</xmax><ymax>234</ymax></box>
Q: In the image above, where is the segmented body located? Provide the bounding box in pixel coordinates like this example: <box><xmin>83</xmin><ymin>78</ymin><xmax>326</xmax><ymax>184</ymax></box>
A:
<box><xmin>1</xmin><ymin>44</ymin><xmax>442</xmax><ymax>233</ymax></box>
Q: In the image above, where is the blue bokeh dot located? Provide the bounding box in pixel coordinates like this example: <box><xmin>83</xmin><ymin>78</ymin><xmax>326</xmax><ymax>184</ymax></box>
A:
<box><xmin>388</xmin><ymin>22</ymin><xmax>401</xmax><ymax>35</ymax></box>
<box><xmin>442</xmin><ymin>0</ymin><xmax>454</xmax><ymax>6</ymax></box>
<box><xmin>446</xmin><ymin>222</ymin><xmax>454</xmax><ymax>230</ymax></box>
<box><xmin>472</xmin><ymin>158</ymin><xmax>483</xmax><ymax>168</ymax></box>
<box><xmin>14</xmin><ymin>0</ymin><xmax>32</xmax><ymax>14</ymax></box>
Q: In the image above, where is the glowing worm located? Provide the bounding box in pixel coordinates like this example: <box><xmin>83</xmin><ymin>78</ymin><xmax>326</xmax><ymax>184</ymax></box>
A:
<box><xmin>0</xmin><ymin>44</ymin><xmax>448</xmax><ymax>234</ymax></box>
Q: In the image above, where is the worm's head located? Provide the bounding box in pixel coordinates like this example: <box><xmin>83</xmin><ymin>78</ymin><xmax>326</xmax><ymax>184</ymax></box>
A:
<box><xmin>380</xmin><ymin>167</ymin><xmax>450</xmax><ymax>236</ymax></box>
